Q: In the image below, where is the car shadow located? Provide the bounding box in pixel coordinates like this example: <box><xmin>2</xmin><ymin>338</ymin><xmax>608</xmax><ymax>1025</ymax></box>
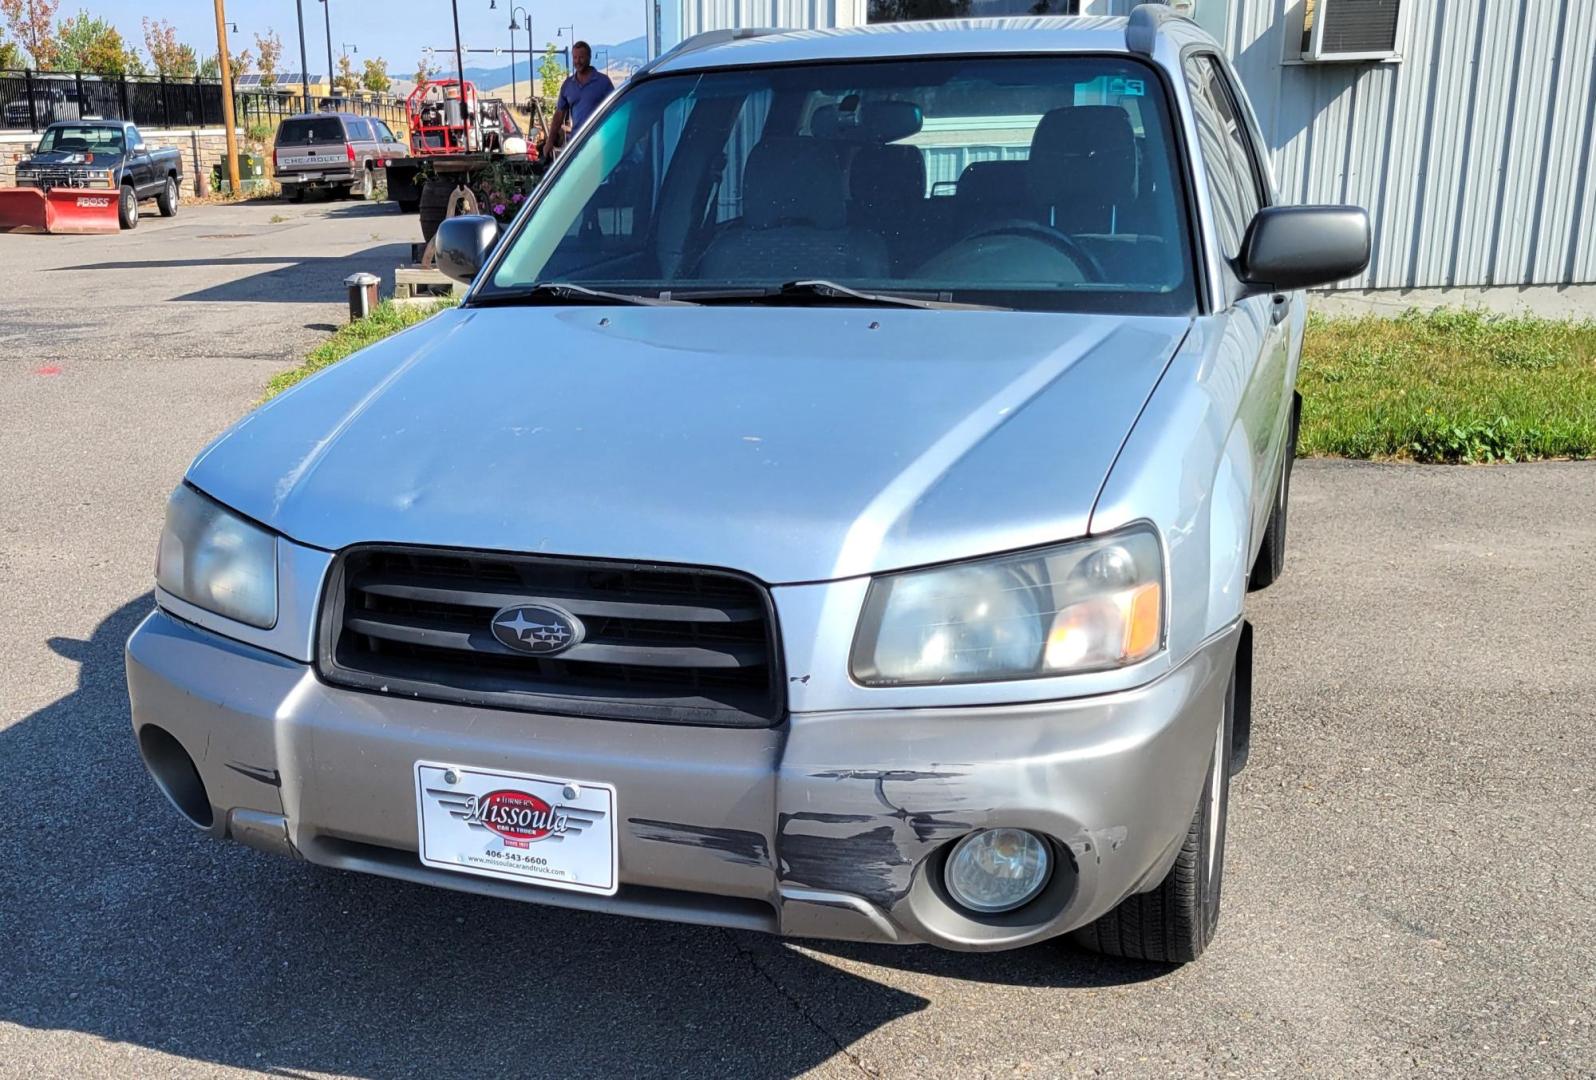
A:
<box><xmin>0</xmin><ymin>597</ymin><xmax>1159</xmax><ymax>1077</ymax></box>
<box><xmin>45</xmin><ymin>244</ymin><xmax>414</xmax><ymax>304</ymax></box>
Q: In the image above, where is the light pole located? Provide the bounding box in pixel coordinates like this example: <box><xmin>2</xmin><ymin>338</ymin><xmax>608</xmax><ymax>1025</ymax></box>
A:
<box><xmin>318</xmin><ymin>0</ymin><xmax>335</xmax><ymax>101</ymax></box>
<box><xmin>294</xmin><ymin>0</ymin><xmax>311</xmax><ymax>106</ymax></box>
<box><xmin>555</xmin><ymin>26</ymin><xmax>575</xmax><ymax>72</ymax></box>
<box><xmin>339</xmin><ymin>41</ymin><xmax>357</xmax><ymax>94</ymax></box>
<box><xmin>508</xmin><ymin>5</ymin><xmax>530</xmax><ymax>109</ymax></box>
<box><xmin>212</xmin><ymin>0</ymin><xmax>240</xmax><ymax>195</ymax></box>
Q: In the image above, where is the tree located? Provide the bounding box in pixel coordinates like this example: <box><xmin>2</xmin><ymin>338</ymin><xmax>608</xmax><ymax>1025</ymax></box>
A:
<box><xmin>199</xmin><ymin>42</ymin><xmax>250</xmax><ymax>80</ymax></box>
<box><xmin>334</xmin><ymin>49</ymin><xmax>357</xmax><ymax>94</ymax></box>
<box><xmin>538</xmin><ymin>44</ymin><xmax>562</xmax><ymax>104</ymax></box>
<box><xmin>414</xmin><ymin>53</ymin><xmax>437</xmax><ymax>86</ymax></box>
<box><xmin>0</xmin><ymin>31</ymin><xmax>23</xmax><ymax>69</ymax></box>
<box><xmin>253</xmin><ymin>29</ymin><xmax>281</xmax><ymax>88</ymax></box>
<box><xmin>55</xmin><ymin>11</ymin><xmax>131</xmax><ymax>75</ymax></box>
<box><xmin>142</xmin><ymin>17</ymin><xmax>196</xmax><ymax>77</ymax></box>
<box><xmin>360</xmin><ymin>56</ymin><xmax>389</xmax><ymax>94</ymax></box>
<box><xmin>1</xmin><ymin>0</ymin><xmax>59</xmax><ymax>67</ymax></box>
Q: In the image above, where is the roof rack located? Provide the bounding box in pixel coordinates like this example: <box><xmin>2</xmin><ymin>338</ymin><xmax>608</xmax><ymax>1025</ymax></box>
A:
<box><xmin>666</xmin><ymin>27</ymin><xmax>780</xmax><ymax>60</ymax></box>
<box><xmin>1126</xmin><ymin>3</ymin><xmax>1179</xmax><ymax>56</ymax></box>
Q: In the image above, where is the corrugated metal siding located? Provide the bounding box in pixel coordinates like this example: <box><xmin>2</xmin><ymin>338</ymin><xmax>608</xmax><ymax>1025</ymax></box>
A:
<box><xmin>662</xmin><ymin>0</ymin><xmax>1596</xmax><ymax>287</ymax></box>
<box><xmin>1220</xmin><ymin>0</ymin><xmax>1596</xmax><ymax>288</ymax></box>
<box><xmin>660</xmin><ymin>0</ymin><xmax>868</xmax><ymax>53</ymax></box>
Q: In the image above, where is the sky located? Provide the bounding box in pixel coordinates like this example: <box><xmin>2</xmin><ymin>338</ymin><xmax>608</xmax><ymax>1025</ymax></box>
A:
<box><xmin>81</xmin><ymin>0</ymin><xmax>645</xmax><ymax>79</ymax></box>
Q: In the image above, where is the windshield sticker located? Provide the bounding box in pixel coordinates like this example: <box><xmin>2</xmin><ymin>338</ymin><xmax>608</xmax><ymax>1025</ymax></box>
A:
<box><xmin>1107</xmin><ymin>77</ymin><xmax>1147</xmax><ymax>98</ymax></box>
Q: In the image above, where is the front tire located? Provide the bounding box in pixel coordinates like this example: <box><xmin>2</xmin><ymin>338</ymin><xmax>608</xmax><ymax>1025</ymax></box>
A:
<box><xmin>1071</xmin><ymin>660</ymin><xmax>1235</xmax><ymax>964</ymax></box>
<box><xmin>118</xmin><ymin>183</ymin><xmax>138</xmax><ymax>229</ymax></box>
<box><xmin>156</xmin><ymin>176</ymin><xmax>178</xmax><ymax>217</ymax></box>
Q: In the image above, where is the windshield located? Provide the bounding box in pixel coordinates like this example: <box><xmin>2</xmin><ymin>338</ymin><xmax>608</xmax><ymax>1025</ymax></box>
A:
<box><xmin>483</xmin><ymin>56</ymin><xmax>1196</xmax><ymax>314</ymax></box>
<box><xmin>37</xmin><ymin>126</ymin><xmax>123</xmax><ymax>154</ymax></box>
<box><xmin>277</xmin><ymin>117</ymin><xmax>348</xmax><ymax>146</ymax></box>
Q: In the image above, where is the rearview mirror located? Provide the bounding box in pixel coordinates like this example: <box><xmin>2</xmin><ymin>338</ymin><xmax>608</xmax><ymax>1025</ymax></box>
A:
<box><xmin>434</xmin><ymin>215</ymin><xmax>500</xmax><ymax>284</ymax></box>
<box><xmin>1237</xmin><ymin>206</ymin><xmax>1370</xmax><ymax>294</ymax></box>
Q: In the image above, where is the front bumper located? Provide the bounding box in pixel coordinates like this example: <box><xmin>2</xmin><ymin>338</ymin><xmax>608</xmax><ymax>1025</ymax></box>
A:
<box><xmin>127</xmin><ymin>608</ymin><xmax>1238</xmax><ymax>951</ymax></box>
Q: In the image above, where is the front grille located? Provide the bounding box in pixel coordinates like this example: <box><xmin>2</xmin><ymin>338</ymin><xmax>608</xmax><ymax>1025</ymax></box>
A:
<box><xmin>20</xmin><ymin>168</ymin><xmax>110</xmax><ymax>190</ymax></box>
<box><xmin>318</xmin><ymin>546</ymin><xmax>784</xmax><ymax>727</ymax></box>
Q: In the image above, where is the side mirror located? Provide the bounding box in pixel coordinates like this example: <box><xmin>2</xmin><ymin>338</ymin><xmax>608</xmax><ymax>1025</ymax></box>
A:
<box><xmin>1237</xmin><ymin>205</ymin><xmax>1370</xmax><ymax>294</ymax></box>
<box><xmin>434</xmin><ymin>214</ymin><xmax>500</xmax><ymax>284</ymax></box>
<box><xmin>132</xmin><ymin>142</ymin><xmax>146</xmax><ymax>153</ymax></box>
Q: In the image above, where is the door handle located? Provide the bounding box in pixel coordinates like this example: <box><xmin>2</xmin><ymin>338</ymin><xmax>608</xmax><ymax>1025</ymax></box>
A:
<box><xmin>1270</xmin><ymin>294</ymin><xmax>1289</xmax><ymax>325</ymax></box>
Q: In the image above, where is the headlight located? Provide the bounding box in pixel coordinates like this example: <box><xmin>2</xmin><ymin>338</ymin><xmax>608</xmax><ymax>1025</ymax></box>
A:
<box><xmin>850</xmin><ymin>526</ymin><xmax>1163</xmax><ymax>686</ymax></box>
<box><xmin>155</xmin><ymin>485</ymin><xmax>278</xmax><ymax>628</ymax></box>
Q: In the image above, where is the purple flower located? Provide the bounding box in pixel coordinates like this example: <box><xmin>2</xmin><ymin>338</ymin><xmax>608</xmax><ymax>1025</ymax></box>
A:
<box><xmin>511</xmin><ymin>192</ymin><xmax>524</xmax><ymax>203</ymax></box>
<box><xmin>492</xmin><ymin>203</ymin><xmax>506</xmax><ymax>217</ymax></box>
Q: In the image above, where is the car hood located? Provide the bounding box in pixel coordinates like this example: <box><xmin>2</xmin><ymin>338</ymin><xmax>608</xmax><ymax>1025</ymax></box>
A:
<box><xmin>190</xmin><ymin>306</ymin><xmax>1188</xmax><ymax>584</ymax></box>
<box><xmin>21</xmin><ymin>150</ymin><xmax>109</xmax><ymax>166</ymax></box>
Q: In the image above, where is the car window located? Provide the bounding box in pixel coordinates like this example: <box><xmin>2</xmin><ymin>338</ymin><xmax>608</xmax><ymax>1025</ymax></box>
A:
<box><xmin>37</xmin><ymin>125</ymin><xmax>125</xmax><ymax>153</ymax></box>
<box><xmin>1183</xmin><ymin>53</ymin><xmax>1263</xmax><ymax>258</ymax></box>
<box><xmin>375</xmin><ymin>120</ymin><xmax>398</xmax><ymax>142</ymax></box>
<box><xmin>487</xmin><ymin>57</ymin><xmax>1197</xmax><ymax>316</ymax></box>
<box><xmin>124</xmin><ymin>124</ymin><xmax>142</xmax><ymax>148</ymax></box>
<box><xmin>277</xmin><ymin>117</ymin><xmax>349</xmax><ymax>145</ymax></box>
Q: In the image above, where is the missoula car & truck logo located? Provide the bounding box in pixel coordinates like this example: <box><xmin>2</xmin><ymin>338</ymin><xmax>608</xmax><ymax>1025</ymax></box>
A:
<box><xmin>464</xmin><ymin>789</ymin><xmax>570</xmax><ymax>848</ymax></box>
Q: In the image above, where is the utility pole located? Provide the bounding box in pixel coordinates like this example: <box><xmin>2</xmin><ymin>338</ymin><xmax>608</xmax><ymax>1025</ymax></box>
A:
<box><xmin>213</xmin><ymin>0</ymin><xmax>240</xmax><ymax>195</ymax></box>
<box><xmin>295</xmin><ymin>0</ymin><xmax>311</xmax><ymax>106</ymax></box>
<box><xmin>449</xmin><ymin>0</ymin><xmax>467</xmax><ymax>149</ymax></box>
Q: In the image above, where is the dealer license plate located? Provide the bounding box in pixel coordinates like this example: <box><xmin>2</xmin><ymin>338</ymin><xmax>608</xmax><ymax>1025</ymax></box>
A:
<box><xmin>414</xmin><ymin>761</ymin><xmax>618</xmax><ymax>895</ymax></box>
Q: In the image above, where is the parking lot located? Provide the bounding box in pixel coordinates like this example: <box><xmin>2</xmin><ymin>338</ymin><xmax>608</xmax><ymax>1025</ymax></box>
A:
<box><xmin>0</xmin><ymin>201</ymin><xmax>1592</xmax><ymax>1078</ymax></box>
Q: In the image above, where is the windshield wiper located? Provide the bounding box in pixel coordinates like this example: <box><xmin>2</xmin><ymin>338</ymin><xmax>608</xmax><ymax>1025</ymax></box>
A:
<box><xmin>471</xmin><ymin>282</ymin><xmax>697</xmax><ymax>307</ymax></box>
<box><xmin>675</xmin><ymin>280</ymin><xmax>1005</xmax><ymax>311</ymax></box>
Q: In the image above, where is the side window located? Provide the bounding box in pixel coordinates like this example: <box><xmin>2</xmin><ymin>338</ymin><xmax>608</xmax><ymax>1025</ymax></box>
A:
<box><xmin>1183</xmin><ymin>53</ymin><xmax>1263</xmax><ymax>258</ymax></box>
<box><xmin>375</xmin><ymin>121</ymin><xmax>397</xmax><ymax>143</ymax></box>
<box><xmin>350</xmin><ymin>119</ymin><xmax>374</xmax><ymax>142</ymax></box>
<box><xmin>124</xmin><ymin>123</ymin><xmax>143</xmax><ymax>148</ymax></box>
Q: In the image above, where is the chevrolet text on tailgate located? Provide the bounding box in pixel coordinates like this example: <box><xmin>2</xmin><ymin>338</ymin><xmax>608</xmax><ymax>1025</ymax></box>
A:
<box><xmin>127</xmin><ymin>7</ymin><xmax>1369</xmax><ymax>964</ymax></box>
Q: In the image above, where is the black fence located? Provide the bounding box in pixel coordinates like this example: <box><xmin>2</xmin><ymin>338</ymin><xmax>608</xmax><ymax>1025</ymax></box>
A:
<box><xmin>236</xmin><ymin>91</ymin><xmax>406</xmax><ymax>132</ymax></box>
<box><xmin>0</xmin><ymin>70</ymin><xmax>404</xmax><ymax>134</ymax></box>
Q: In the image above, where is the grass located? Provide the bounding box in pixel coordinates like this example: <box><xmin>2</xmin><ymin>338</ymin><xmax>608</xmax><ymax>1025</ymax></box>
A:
<box><xmin>263</xmin><ymin>300</ymin><xmax>455</xmax><ymax>400</ymax></box>
<box><xmin>1299</xmin><ymin>308</ymin><xmax>1596</xmax><ymax>463</ymax></box>
<box><xmin>262</xmin><ymin>302</ymin><xmax>1596</xmax><ymax>465</ymax></box>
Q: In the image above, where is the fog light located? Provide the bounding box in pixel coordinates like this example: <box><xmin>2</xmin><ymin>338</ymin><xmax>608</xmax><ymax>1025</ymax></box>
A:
<box><xmin>944</xmin><ymin>828</ymin><xmax>1050</xmax><ymax>914</ymax></box>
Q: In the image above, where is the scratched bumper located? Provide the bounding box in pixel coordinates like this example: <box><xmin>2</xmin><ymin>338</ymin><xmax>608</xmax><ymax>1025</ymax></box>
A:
<box><xmin>127</xmin><ymin>607</ymin><xmax>1238</xmax><ymax>951</ymax></box>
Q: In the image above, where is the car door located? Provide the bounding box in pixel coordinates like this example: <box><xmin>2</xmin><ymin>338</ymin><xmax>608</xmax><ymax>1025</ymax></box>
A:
<box><xmin>1182</xmin><ymin>51</ymin><xmax>1289</xmax><ymax>557</ymax></box>
<box><xmin>123</xmin><ymin>124</ymin><xmax>154</xmax><ymax>193</ymax></box>
<box><xmin>372</xmin><ymin>119</ymin><xmax>407</xmax><ymax>161</ymax></box>
<box><xmin>348</xmin><ymin>117</ymin><xmax>376</xmax><ymax>168</ymax></box>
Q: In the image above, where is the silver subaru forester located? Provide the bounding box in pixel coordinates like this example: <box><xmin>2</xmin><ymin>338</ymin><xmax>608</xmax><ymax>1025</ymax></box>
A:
<box><xmin>127</xmin><ymin>8</ymin><xmax>1369</xmax><ymax>964</ymax></box>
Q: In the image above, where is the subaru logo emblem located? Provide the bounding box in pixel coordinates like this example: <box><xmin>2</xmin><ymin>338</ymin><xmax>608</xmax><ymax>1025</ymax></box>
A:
<box><xmin>490</xmin><ymin>604</ymin><xmax>583</xmax><ymax>656</ymax></box>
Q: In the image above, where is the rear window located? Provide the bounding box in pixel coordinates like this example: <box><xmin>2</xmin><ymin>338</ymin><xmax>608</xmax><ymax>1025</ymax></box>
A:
<box><xmin>276</xmin><ymin>117</ymin><xmax>348</xmax><ymax>145</ymax></box>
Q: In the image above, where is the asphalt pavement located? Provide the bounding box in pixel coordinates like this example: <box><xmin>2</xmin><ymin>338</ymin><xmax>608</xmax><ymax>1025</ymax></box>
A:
<box><xmin>0</xmin><ymin>201</ymin><xmax>1591</xmax><ymax>1078</ymax></box>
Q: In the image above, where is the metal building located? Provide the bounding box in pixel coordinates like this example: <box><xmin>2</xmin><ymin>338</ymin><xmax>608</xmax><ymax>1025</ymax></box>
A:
<box><xmin>645</xmin><ymin>0</ymin><xmax>1596</xmax><ymax>294</ymax></box>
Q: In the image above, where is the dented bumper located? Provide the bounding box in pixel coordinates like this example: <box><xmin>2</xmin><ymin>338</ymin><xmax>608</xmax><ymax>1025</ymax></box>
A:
<box><xmin>127</xmin><ymin>608</ymin><xmax>1237</xmax><ymax>951</ymax></box>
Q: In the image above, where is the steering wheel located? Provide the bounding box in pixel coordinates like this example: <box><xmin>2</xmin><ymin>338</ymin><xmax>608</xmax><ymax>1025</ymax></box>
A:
<box><xmin>951</xmin><ymin>219</ymin><xmax>1108</xmax><ymax>284</ymax></box>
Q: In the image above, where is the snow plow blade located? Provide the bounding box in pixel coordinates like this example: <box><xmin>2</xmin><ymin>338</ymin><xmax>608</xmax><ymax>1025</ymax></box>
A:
<box><xmin>44</xmin><ymin>187</ymin><xmax>120</xmax><ymax>233</ymax></box>
<box><xmin>0</xmin><ymin>187</ymin><xmax>120</xmax><ymax>234</ymax></box>
<box><xmin>0</xmin><ymin>187</ymin><xmax>49</xmax><ymax>233</ymax></box>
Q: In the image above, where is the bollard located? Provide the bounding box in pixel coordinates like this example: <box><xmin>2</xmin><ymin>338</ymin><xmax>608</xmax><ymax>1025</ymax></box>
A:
<box><xmin>343</xmin><ymin>272</ymin><xmax>381</xmax><ymax>322</ymax></box>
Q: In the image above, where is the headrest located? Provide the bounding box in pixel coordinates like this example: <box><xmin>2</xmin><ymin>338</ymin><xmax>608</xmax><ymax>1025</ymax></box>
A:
<box><xmin>1027</xmin><ymin>106</ymin><xmax>1137</xmax><ymax>208</ymax></box>
<box><xmin>812</xmin><ymin>99</ymin><xmax>924</xmax><ymax>142</ymax></box>
<box><xmin>956</xmin><ymin>160</ymin><xmax>1028</xmax><ymax>206</ymax></box>
<box><xmin>743</xmin><ymin>137</ymin><xmax>849</xmax><ymax>231</ymax></box>
<box><xmin>849</xmin><ymin>144</ymin><xmax>927</xmax><ymax>206</ymax></box>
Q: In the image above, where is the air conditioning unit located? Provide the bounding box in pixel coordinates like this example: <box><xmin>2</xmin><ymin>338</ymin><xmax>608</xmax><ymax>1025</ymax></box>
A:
<box><xmin>1302</xmin><ymin>0</ymin><xmax>1407</xmax><ymax>63</ymax></box>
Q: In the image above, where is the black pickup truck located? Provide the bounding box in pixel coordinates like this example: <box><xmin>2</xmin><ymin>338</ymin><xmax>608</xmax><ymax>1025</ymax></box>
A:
<box><xmin>13</xmin><ymin>120</ymin><xmax>184</xmax><ymax>229</ymax></box>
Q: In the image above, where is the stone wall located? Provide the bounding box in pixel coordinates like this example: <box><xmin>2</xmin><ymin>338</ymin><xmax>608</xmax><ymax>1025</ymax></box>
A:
<box><xmin>0</xmin><ymin>127</ymin><xmax>240</xmax><ymax>193</ymax></box>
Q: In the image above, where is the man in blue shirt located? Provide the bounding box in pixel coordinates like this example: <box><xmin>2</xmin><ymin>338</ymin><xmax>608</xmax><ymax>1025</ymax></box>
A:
<box><xmin>542</xmin><ymin>41</ymin><xmax>615</xmax><ymax>160</ymax></box>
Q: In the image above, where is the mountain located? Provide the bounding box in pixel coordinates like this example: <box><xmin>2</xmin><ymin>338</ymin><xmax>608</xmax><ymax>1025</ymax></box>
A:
<box><xmin>458</xmin><ymin>35</ymin><xmax>648</xmax><ymax>89</ymax></box>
